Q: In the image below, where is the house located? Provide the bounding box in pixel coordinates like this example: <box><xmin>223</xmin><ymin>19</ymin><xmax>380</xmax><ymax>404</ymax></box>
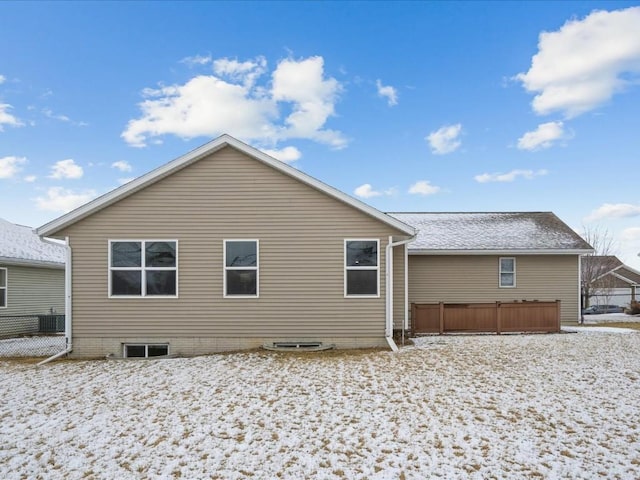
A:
<box><xmin>36</xmin><ymin>134</ymin><xmax>591</xmax><ymax>358</ymax></box>
<box><xmin>37</xmin><ymin>135</ymin><xmax>415</xmax><ymax>358</ymax></box>
<box><xmin>0</xmin><ymin>218</ymin><xmax>66</xmax><ymax>337</ymax></box>
<box><xmin>582</xmin><ymin>255</ymin><xmax>639</xmax><ymax>307</ymax></box>
<box><xmin>389</xmin><ymin>213</ymin><xmax>593</xmax><ymax>333</ymax></box>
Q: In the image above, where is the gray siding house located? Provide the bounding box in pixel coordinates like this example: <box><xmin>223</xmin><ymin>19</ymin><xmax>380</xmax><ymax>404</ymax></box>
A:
<box><xmin>584</xmin><ymin>256</ymin><xmax>640</xmax><ymax>307</ymax></box>
<box><xmin>0</xmin><ymin>218</ymin><xmax>65</xmax><ymax>337</ymax></box>
<box><xmin>37</xmin><ymin>135</ymin><xmax>591</xmax><ymax>358</ymax></box>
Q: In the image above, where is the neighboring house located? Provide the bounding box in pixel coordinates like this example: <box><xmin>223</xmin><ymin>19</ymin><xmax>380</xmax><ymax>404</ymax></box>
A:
<box><xmin>583</xmin><ymin>256</ymin><xmax>640</xmax><ymax>307</ymax></box>
<box><xmin>36</xmin><ymin>135</ymin><xmax>591</xmax><ymax>358</ymax></box>
<box><xmin>0</xmin><ymin>218</ymin><xmax>66</xmax><ymax>337</ymax></box>
<box><xmin>388</xmin><ymin>212</ymin><xmax>593</xmax><ymax>327</ymax></box>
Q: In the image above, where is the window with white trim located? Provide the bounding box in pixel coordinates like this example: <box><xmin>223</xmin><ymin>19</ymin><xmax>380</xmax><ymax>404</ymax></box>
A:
<box><xmin>109</xmin><ymin>241</ymin><xmax>177</xmax><ymax>297</ymax></box>
<box><xmin>124</xmin><ymin>344</ymin><xmax>169</xmax><ymax>358</ymax></box>
<box><xmin>499</xmin><ymin>257</ymin><xmax>516</xmax><ymax>287</ymax></box>
<box><xmin>345</xmin><ymin>239</ymin><xmax>379</xmax><ymax>296</ymax></box>
<box><xmin>0</xmin><ymin>268</ymin><xmax>6</xmax><ymax>308</ymax></box>
<box><xmin>224</xmin><ymin>240</ymin><xmax>258</xmax><ymax>297</ymax></box>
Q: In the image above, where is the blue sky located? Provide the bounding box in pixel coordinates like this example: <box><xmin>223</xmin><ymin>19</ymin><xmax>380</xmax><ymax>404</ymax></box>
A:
<box><xmin>1</xmin><ymin>1</ymin><xmax>639</xmax><ymax>268</ymax></box>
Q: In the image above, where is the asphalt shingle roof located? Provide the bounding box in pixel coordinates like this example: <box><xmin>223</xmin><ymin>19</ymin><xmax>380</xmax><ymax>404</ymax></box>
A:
<box><xmin>0</xmin><ymin>218</ymin><xmax>66</xmax><ymax>265</ymax></box>
<box><xmin>387</xmin><ymin>212</ymin><xmax>593</xmax><ymax>252</ymax></box>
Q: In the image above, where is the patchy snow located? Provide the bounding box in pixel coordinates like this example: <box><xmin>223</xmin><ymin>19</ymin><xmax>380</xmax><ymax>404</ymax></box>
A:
<box><xmin>582</xmin><ymin>313</ymin><xmax>639</xmax><ymax>323</ymax></box>
<box><xmin>2</xmin><ymin>332</ymin><xmax>640</xmax><ymax>479</ymax></box>
<box><xmin>388</xmin><ymin>212</ymin><xmax>591</xmax><ymax>251</ymax></box>
<box><xmin>0</xmin><ymin>218</ymin><xmax>65</xmax><ymax>265</ymax></box>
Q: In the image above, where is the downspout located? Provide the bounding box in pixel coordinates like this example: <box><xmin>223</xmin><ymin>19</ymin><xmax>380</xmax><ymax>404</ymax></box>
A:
<box><xmin>386</xmin><ymin>234</ymin><xmax>417</xmax><ymax>352</ymax></box>
<box><xmin>38</xmin><ymin>237</ymin><xmax>72</xmax><ymax>366</ymax></box>
<box><xmin>578</xmin><ymin>254</ymin><xmax>584</xmax><ymax>325</ymax></box>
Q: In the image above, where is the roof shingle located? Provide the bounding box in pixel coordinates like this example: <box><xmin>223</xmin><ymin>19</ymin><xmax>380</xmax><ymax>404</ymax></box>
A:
<box><xmin>387</xmin><ymin>212</ymin><xmax>592</xmax><ymax>252</ymax></box>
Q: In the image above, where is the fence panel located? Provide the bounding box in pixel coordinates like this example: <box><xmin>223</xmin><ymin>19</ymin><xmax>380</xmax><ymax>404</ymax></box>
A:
<box><xmin>411</xmin><ymin>303</ymin><xmax>440</xmax><ymax>333</ymax></box>
<box><xmin>501</xmin><ymin>302</ymin><xmax>559</xmax><ymax>332</ymax></box>
<box><xmin>444</xmin><ymin>303</ymin><xmax>497</xmax><ymax>332</ymax></box>
<box><xmin>0</xmin><ymin>315</ymin><xmax>66</xmax><ymax>357</ymax></box>
<box><xmin>411</xmin><ymin>301</ymin><xmax>560</xmax><ymax>335</ymax></box>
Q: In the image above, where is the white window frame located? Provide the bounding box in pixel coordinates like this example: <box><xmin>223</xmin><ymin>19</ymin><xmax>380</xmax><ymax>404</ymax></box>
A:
<box><xmin>108</xmin><ymin>240</ymin><xmax>179</xmax><ymax>298</ymax></box>
<box><xmin>123</xmin><ymin>343</ymin><xmax>170</xmax><ymax>358</ymax></box>
<box><xmin>499</xmin><ymin>257</ymin><xmax>516</xmax><ymax>288</ymax></box>
<box><xmin>0</xmin><ymin>267</ymin><xmax>7</xmax><ymax>309</ymax></box>
<box><xmin>223</xmin><ymin>239</ymin><xmax>259</xmax><ymax>298</ymax></box>
<box><xmin>344</xmin><ymin>239</ymin><xmax>380</xmax><ymax>298</ymax></box>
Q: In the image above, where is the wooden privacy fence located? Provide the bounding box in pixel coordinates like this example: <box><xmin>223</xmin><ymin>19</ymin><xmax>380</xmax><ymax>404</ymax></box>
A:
<box><xmin>411</xmin><ymin>301</ymin><xmax>561</xmax><ymax>335</ymax></box>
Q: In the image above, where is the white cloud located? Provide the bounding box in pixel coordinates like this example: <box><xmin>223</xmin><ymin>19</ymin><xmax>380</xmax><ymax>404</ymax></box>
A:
<box><xmin>180</xmin><ymin>54</ymin><xmax>212</xmax><ymax>67</ymax></box>
<box><xmin>620</xmin><ymin>227</ymin><xmax>640</xmax><ymax>270</ymax></box>
<box><xmin>0</xmin><ymin>104</ymin><xmax>24</xmax><ymax>131</ymax></box>
<box><xmin>42</xmin><ymin>108</ymin><xmax>88</xmax><ymax>126</ymax></box>
<box><xmin>35</xmin><ymin>187</ymin><xmax>97</xmax><ymax>213</ymax></box>
<box><xmin>36</xmin><ymin>187</ymin><xmax>96</xmax><ymax>213</ymax></box>
<box><xmin>474</xmin><ymin>169</ymin><xmax>548</xmax><ymax>183</ymax></box>
<box><xmin>261</xmin><ymin>146</ymin><xmax>302</xmax><ymax>163</ymax></box>
<box><xmin>0</xmin><ymin>156</ymin><xmax>26</xmax><ymax>179</ymax></box>
<box><xmin>271</xmin><ymin>56</ymin><xmax>345</xmax><ymax>148</ymax></box>
<box><xmin>111</xmin><ymin>160</ymin><xmax>133</xmax><ymax>172</ymax></box>
<box><xmin>122</xmin><ymin>55</ymin><xmax>346</xmax><ymax>150</ymax></box>
<box><xmin>426</xmin><ymin>124</ymin><xmax>462</xmax><ymax>155</ymax></box>
<box><xmin>354</xmin><ymin>183</ymin><xmax>382</xmax><ymax>198</ymax></box>
<box><xmin>517</xmin><ymin>121</ymin><xmax>566</xmax><ymax>151</ymax></box>
<box><xmin>24</xmin><ymin>175</ymin><xmax>36</xmax><ymax>183</ymax></box>
<box><xmin>49</xmin><ymin>159</ymin><xmax>83</xmax><ymax>179</ymax></box>
<box><xmin>0</xmin><ymin>74</ymin><xmax>5</xmax><ymax>84</ymax></box>
<box><xmin>213</xmin><ymin>56</ymin><xmax>267</xmax><ymax>88</ymax></box>
<box><xmin>516</xmin><ymin>7</ymin><xmax>640</xmax><ymax>118</ymax></box>
<box><xmin>585</xmin><ymin>203</ymin><xmax>640</xmax><ymax>221</ymax></box>
<box><xmin>621</xmin><ymin>227</ymin><xmax>640</xmax><ymax>242</ymax></box>
<box><xmin>376</xmin><ymin>79</ymin><xmax>398</xmax><ymax>106</ymax></box>
<box><xmin>353</xmin><ymin>184</ymin><xmax>397</xmax><ymax>199</ymax></box>
<box><xmin>408</xmin><ymin>180</ymin><xmax>441</xmax><ymax>196</ymax></box>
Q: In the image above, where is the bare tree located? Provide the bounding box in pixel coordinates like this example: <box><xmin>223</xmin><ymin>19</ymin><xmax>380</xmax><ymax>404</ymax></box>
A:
<box><xmin>580</xmin><ymin>225</ymin><xmax>618</xmax><ymax>323</ymax></box>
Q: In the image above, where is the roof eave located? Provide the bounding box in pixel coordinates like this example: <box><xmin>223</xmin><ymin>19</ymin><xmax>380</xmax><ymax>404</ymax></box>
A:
<box><xmin>37</xmin><ymin>134</ymin><xmax>415</xmax><ymax>238</ymax></box>
<box><xmin>0</xmin><ymin>256</ymin><xmax>65</xmax><ymax>269</ymax></box>
<box><xmin>408</xmin><ymin>248</ymin><xmax>594</xmax><ymax>255</ymax></box>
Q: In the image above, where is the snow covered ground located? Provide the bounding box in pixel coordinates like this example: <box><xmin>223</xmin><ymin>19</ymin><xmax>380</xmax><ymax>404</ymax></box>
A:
<box><xmin>2</xmin><ymin>330</ymin><xmax>640</xmax><ymax>479</ymax></box>
<box><xmin>581</xmin><ymin>312</ymin><xmax>639</xmax><ymax>323</ymax></box>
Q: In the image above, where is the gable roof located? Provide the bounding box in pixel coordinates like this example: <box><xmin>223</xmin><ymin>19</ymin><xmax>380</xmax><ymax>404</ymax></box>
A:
<box><xmin>37</xmin><ymin>134</ymin><xmax>415</xmax><ymax>238</ymax></box>
<box><xmin>388</xmin><ymin>212</ymin><xmax>593</xmax><ymax>254</ymax></box>
<box><xmin>0</xmin><ymin>218</ymin><xmax>65</xmax><ymax>268</ymax></box>
<box><xmin>586</xmin><ymin>256</ymin><xmax>640</xmax><ymax>285</ymax></box>
<box><xmin>614</xmin><ymin>267</ymin><xmax>640</xmax><ymax>285</ymax></box>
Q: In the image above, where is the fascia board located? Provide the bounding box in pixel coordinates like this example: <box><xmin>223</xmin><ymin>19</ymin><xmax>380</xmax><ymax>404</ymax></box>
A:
<box><xmin>0</xmin><ymin>256</ymin><xmax>65</xmax><ymax>269</ymax></box>
<box><xmin>408</xmin><ymin>248</ymin><xmax>594</xmax><ymax>255</ymax></box>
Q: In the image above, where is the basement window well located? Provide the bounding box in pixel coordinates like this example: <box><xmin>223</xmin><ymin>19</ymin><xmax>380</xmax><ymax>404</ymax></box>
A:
<box><xmin>123</xmin><ymin>344</ymin><xmax>169</xmax><ymax>358</ymax></box>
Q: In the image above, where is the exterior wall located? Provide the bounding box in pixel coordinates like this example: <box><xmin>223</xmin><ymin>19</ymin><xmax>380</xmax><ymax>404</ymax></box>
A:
<box><xmin>0</xmin><ymin>264</ymin><xmax>65</xmax><ymax>317</ymax></box>
<box><xmin>57</xmin><ymin>146</ymin><xmax>404</xmax><ymax>357</ymax></box>
<box><xmin>392</xmin><ymin>244</ymin><xmax>406</xmax><ymax>330</ymax></box>
<box><xmin>407</xmin><ymin>254</ymin><xmax>580</xmax><ymax>325</ymax></box>
<box><xmin>74</xmin><ymin>335</ymin><xmax>389</xmax><ymax>358</ymax></box>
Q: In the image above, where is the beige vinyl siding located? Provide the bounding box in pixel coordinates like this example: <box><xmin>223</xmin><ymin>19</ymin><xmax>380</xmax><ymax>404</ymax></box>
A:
<box><xmin>57</xmin><ymin>146</ymin><xmax>404</xmax><ymax>343</ymax></box>
<box><xmin>0</xmin><ymin>264</ymin><xmax>64</xmax><ymax>317</ymax></box>
<box><xmin>408</xmin><ymin>255</ymin><xmax>580</xmax><ymax>324</ymax></box>
<box><xmin>392</xmin><ymin>244</ymin><xmax>406</xmax><ymax>329</ymax></box>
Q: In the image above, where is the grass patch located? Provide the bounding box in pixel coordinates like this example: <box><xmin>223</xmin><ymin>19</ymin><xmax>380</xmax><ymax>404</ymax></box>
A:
<box><xmin>591</xmin><ymin>322</ymin><xmax>640</xmax><ymax>331</ymax></box>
